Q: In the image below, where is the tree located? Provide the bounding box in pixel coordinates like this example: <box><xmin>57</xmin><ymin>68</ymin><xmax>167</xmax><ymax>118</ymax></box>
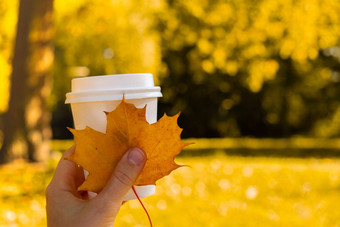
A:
<box><xmin>0</xmin><ymin>0</ymin><xmax>54</xmax><ymax>163</ymax></box>
<box><xmin>156</xmin><ymin>0</ymin><xmax>340</xmax><ymax>138</ymax></box>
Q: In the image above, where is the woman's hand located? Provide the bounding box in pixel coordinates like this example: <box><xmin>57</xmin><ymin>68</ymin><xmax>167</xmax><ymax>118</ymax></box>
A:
<box><xmin>46</xmin><ymin>146</ymin><xmax>146</xmax><ymax>227</ymax></box>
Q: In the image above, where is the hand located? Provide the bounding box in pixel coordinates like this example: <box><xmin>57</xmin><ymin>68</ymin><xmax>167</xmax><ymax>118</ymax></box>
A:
<box><xmin>46</xmin><ymin>146</ymin><xmax>146</xmax><ymax>227</ymax></box>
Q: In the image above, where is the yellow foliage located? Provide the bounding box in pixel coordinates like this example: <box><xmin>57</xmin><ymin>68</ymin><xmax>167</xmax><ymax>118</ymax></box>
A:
<box><xmin>0</xmin><ymin>0</ymin><xmax>18</xmax><ymax>113</ymax></box>
<box><xmin>0</xmin><ymin>56</ymin><xmax>11</xmax><ymax>112</ymax></box>
<box><xmin>1</xmin><ymin>0</ymin><xmax>340</xmax><ymax>111</ymax></box>
<box><xmin>53</xmin><ymin>0</ymin><xmax>162</xmax><ymax>84</ymax></box>
<box><xmin>161</xmin><ymin>0</ymin><xmax>340</xmax><ymax>92</ymax></box>
<box><xmin>247</xmin><ymin>60</ymin><xmax>279</xmax><ymax>92</ymax></box>
<box><xmin>224</xmin><ymin>61</ymin><xmax>239</xmax><ymax>76</ymax></box>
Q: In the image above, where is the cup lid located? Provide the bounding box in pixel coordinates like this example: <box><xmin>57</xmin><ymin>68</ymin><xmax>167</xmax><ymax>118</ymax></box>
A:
<box><xmin>65</xmin><ymin>73</ymin><xmax>162</xmax><ymax>103</ymax></box>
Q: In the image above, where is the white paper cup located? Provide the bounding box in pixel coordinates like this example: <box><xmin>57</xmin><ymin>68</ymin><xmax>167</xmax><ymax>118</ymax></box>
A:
<box><xmin>65</xmin><ymin>73</ymin><xmax>162</xmax><ymax>200</ymax></box>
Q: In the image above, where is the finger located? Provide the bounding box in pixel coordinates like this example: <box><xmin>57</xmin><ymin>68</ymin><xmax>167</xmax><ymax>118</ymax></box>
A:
<box><xmin>95</xmin><ymin>147</ymin><xmax>146</xmax><ymax>207</ymax></box>
<box><xmin>49</xmin><ymin>146</ymin><xmax>85</xmax><ymax>194</ymax></box>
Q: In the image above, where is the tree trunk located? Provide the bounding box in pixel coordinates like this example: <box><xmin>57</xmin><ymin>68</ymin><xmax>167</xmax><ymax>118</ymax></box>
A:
<box><xmin>0</xmin><ymin>0</ymin><xmax>54</xmax><ymax>163</ymax></box>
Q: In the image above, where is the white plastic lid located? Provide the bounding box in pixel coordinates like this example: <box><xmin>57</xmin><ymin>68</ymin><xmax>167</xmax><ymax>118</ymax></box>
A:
<box><xmin>65</xmin><ymin>73</ymin><xmax>162</xmax><ymax>103</ymax></box>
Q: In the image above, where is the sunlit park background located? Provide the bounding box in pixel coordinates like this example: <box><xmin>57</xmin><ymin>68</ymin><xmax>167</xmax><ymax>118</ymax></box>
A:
<box><xmin>1</xmin><ymin>0</ymin><xmax>340</xmax><ymax>226</ymax></box>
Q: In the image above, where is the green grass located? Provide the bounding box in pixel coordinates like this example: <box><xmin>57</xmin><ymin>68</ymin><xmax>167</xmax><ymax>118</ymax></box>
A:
<box><xmin>1</xmin><ymin>151</ymin><xmax>340</xmax><ymax>226</ymax></box>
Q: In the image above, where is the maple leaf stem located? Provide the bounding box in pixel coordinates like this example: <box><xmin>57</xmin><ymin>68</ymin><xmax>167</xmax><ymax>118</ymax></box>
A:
<box><xmin>132</xmin><ymin>185</ymin><xmax>153</xmax><ymax>227</ymax></box>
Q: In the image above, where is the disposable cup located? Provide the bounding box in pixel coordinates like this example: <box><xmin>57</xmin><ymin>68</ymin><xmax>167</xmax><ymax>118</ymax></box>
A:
<box><xmin>65</xmin><ymin>73</ymin><xmax>162</xmax><ymax>200</ymax></box>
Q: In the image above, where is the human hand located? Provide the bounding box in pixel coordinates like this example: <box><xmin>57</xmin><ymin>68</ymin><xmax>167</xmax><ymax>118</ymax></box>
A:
<box><xmin>46</xmin><ymin>146</ymin><xmax>146</xmax><ymax>227</ymax></box>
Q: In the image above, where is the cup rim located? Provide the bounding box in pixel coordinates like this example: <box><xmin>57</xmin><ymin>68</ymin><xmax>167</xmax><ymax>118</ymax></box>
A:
<box><xmin>71</xmin><ymin>73</ymin><xmax>156</xmax><ymax>92</ymax></box>
<box><xmin>65</xmin><ymin>86</ymin><xmax>162</xmax><ymax>104</ymax></box>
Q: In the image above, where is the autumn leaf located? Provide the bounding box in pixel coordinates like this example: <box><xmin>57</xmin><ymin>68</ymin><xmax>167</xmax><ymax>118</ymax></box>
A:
<box><xmin>66</xmin><ymin>97</ymin><xmax>190</xmax><ymax>193</ymax></box>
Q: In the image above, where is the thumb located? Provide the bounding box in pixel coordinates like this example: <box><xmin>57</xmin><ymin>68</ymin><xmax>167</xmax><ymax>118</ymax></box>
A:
<box><xmin>96</xmin><ymin>147</ymin><xmax>146</xmax><ymax>206</ymax></box>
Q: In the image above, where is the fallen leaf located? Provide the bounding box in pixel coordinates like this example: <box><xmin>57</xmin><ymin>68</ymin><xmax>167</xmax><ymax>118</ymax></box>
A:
<box><xmin>66</xmin><ymin>97</ymin><xmax>190</xmax><ymax>193</ymax></box>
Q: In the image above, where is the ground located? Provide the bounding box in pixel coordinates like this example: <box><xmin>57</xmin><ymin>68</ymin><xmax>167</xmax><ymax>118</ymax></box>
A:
<box><xmin>1</xmin><ymin>150</ymin><xmax>340</xmax><ymax>227</ymax></box>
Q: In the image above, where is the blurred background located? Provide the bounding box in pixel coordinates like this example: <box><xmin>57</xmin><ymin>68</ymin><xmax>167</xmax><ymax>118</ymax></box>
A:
<box><xmin>1</xmin><ymin>0</ymin><xmax>340</xmax><ymax>226</ymax></box>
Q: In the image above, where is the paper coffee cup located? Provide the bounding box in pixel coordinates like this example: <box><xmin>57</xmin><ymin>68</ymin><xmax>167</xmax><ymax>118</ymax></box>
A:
<box><xmin>65</xmin><ymin>73</ymin><xmax>162</xmax><ymax>200</ymax></box>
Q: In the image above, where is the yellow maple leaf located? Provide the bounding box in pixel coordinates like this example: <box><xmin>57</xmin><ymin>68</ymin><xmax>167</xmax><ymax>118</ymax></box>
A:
<box><xmin>66</xmin><ymin>97</ymin><xmax>190</xmax><ymax>193</ymax></box>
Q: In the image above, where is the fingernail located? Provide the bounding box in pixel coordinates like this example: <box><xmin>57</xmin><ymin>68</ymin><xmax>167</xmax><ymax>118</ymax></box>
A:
<box><xmin>128</xmin><ymin>148</ymin><xmax>145</xmax><ymax>166</ymax></box>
